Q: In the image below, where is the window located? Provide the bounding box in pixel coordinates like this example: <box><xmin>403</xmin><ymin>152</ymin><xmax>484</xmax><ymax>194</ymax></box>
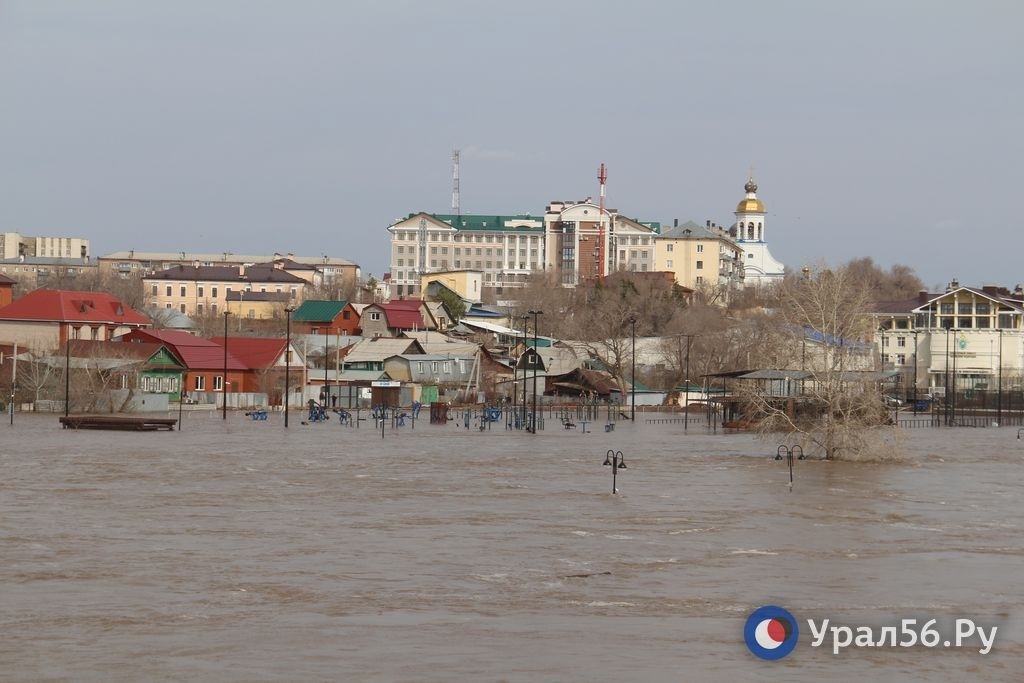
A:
<box><xmin>881</xmin><ymin>353</ymin><xmax>890</xmax><ymax>363</ymax></box>
<box><xmin>180</xmin><ymin>304</ymin><xmax>186</xmax><ymax>313</ymax></box>
<box><xmin>940</xmin><ymin>303</ymin><xmax>954</xmax><ymax>314</ymax></box>
<box><xmin>370</xmin><ymin>312</ymin><xmax>382</xmax><ymax>321</ymax></box>
<box><xmin>432</xmin><ymin>361</ymin><xmax>439</xmax><ymax>373</ymax></box>
<box><xmin>696</xmin><ymin>244</ymin><xmax>704</xmax><ymax>253</ymax></box>
<box><xmin>198</xmin><ymin>286</ymin><xmax>204</xmax><ymax>297</ymax></box>
<box><xmin>443</xmin><ymin>361</ymin><xmax>450</xmax><ymax>373</ymax></box>
<box><xmin>214</xmin><ymin>375</ymin><xmax>224</xmax><ymax>391</ymax></box>
<box><xmin>166</xmin><ymin>285</ymin><xmax>172</xmax><ymax>296</ymax></box>
<box><xmin>197</xmin><ymin>304</ymin><xmax>203</xmax><ymax>315</ymax></box>
<box><xmin>666</xmin><ymin>243</ymin><xmax>674</xmax><ymax>252</ymax></box>
<box><xmin>90</xmin><ymin>327</ymin><xmax>99</xmax><ymax>340</ymax></box>
<box><xmin>696</xmin><ymin>261</ymin><xmax>704</xmax><ymax>269</ymax></box>
<box><xmin>180</xmin><ymin>285</ymin><xmax>186</xmax><ymax>297</ymax></box>
<box><xmin>881</xmin><ymin>337</ymin><xmax>889</xmax><ymax>347</ymax></box>
<box><xmin>418</xmin><ymin>362</ymin><xmax>426</xmax><ymax>373</ymax></box>
<box><xmin>976</xmin><ymin>302</ymin><xmax>990</xmax><ymax>315</ymax></box>
<box><xmin>695</xmin><ymin>276</ymin><xmax>704</xmax><ymax>284</ymax></box>
<box><xmin>212</xmin><ymin>287</ymin><xmax>218</xmax><ymax>298</ymax></box>
<box><xmin>666</xmin><ymin>260</ymin><xmax>673</xmax><ymax>268</ymax></box>
<box><xmin>958</xmin><ymin>318</ymin><xmax>973</xmax><ymax>328</ymax></box>
<box><xmin>958</xmin><ymin>303</ymin><xmax>972</xmax><ymax>315</ymax></box>
<box><xmin>896</xmin><ymin>336</ymin><xmax>906</xmax><ymax>347</ymax></box>
<box><xmin>896</xmin><ymin>353</ymin><xmax>906</xmax><ymax>365</ymax></box>
<box><xmin>151</xmin><ymin>284</ymin><xmax>157</xmax><ymax>295</ymax></box>
<box><xmin>195</xmin><ymin>376</ymin><xmax>205</xmax><ymax>391</ymax></box>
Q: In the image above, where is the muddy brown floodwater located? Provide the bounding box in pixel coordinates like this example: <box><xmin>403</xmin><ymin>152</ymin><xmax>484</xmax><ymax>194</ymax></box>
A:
<box><xmin>2</xmin><ymin>411</ymin><xmax>1022</xmax><ymax>681</ymax></box>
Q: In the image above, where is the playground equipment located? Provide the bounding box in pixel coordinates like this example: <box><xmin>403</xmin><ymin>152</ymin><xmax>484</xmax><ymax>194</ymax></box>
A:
<box><xmin>306</xmin><ymin>400</ymin><xmax>329</xmax><ymax>423</ymax></box>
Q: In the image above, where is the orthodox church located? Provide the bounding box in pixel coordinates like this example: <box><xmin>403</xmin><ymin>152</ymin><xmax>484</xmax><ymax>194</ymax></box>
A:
<box><xmin>731</xmin><ymin>177</ymin><xmax>785</xmax><ymax>286</ymax></box>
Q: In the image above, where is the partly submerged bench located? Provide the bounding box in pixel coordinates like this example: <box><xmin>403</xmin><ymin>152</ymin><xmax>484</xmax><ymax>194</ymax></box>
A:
<box><xmin>59</xmin><ymin>415</ymin><xmax>178</xmax><ymax>431</ymax></box>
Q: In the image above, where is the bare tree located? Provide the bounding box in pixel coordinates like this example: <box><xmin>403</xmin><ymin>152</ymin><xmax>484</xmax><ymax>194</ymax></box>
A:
<box><xmin>737</xmin><ymin>264</ymin><xmax>891</xmax><ymax>460</ymax></box>
<box><xmin>15</xmin><ymin>344</ymin><xmax>59</xmax><ymax>406</ymax></box>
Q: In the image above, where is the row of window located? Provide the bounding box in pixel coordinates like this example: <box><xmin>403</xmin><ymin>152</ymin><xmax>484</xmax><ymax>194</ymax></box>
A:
<box><xmin>663</xmin><ymin>260</ymin><xmax>706</xmax><ymax>270</ymax></box>
<box><xmin>881</xmin><ymin>353</ymin><xmax>908</xmax><ymax>365</ymax></box>
<box><xmin>394</xmin><ymin>269</ymin><xmax>534</xmax><ymax>282</ymax></box>
<box><xmin>664</xmin><ymin>244</ymin><xmax>706</xmax><ymax>253</ymax></box>
<box><xmin>140</xmin><ymin>375</ymin><xmax>180</xmax><ymax>393</ymax></box>
<box><xmin>151</xmin><ymin>284</ymin><xmax>298</xmax><ymax>298</ymax></box>
<box><xmin>394</xmin><ymin>232</ymin><xmax>542</xmax><ymax>243</ymax></box>
<box><xmin>397</xmin><ymin>247</ymin><xmax>536</xmax><ymax>260</ymax></box>
<box><xmin>416</xmin><ymin>360</ymin><xmax>467</xmax><ymax>374</ymax></box>
<box><xmin>939</xmin><ymin>302</ymin><xmax>993</xmax><ymax>315</ymax></box>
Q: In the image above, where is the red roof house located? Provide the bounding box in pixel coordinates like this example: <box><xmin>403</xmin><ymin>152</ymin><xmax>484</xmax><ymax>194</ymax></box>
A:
<box><xmin>0</xmin><ymin>289</ymin><xmax>150</xmax><ymax>350</ymax></box>
<box><xmin>121</xmin><ymin>329</ymin><xmax>248</xmax><ymax>397</ymax></box>
<box><xmin>359</xmin><ymin>300</ymin><xmax>437</xmax><ymax>337</ymax></box>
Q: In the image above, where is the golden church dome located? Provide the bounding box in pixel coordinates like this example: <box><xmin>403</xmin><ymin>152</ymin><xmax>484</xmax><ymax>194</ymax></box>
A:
<box><xmin>736</xmin><ymin>198</ymin><xmax>765</xmax><ymax>213</ymax></box>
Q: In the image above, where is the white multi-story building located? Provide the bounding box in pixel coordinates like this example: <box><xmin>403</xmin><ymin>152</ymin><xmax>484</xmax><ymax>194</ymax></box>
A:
<box><xmin>386</xmin><ymin>213</ymin><xmax>545</xmax><ymax>299</ymax></box>
<box><xmin>0</xmin><ymin>231</ymin><xmax>90</xmax><ymax>260</ymax></box>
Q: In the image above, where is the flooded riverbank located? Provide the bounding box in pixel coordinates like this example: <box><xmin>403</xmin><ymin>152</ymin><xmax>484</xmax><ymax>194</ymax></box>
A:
<box><xmin>2</xmin><ymin>412</ymin><xmax>1022</xmax><ymax>681</ymax></box>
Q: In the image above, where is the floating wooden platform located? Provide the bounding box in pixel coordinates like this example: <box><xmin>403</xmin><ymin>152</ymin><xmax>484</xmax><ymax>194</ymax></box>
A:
<box><xmin>59</xmin><ymin>415</ymin><xmax>178</xmax><ymax>431</ymax></box>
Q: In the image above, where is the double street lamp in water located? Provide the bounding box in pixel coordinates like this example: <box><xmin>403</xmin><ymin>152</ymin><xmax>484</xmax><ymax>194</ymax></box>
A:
<box><xmin>603</xmin><ymin>449</ymin><xmax>627</xmax><ymax>494</ymax></box>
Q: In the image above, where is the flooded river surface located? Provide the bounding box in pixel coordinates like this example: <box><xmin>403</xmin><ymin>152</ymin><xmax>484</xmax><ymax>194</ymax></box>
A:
<box><xmin>2</xmin><ymin>411</ymin><xmax>1023</xmax><ymax>681</ymax></box>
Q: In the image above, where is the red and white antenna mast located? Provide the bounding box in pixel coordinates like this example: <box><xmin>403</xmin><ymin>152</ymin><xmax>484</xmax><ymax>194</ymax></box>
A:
<box><xmin>597</xmin><ymin>163</ymin><xmax>607</xmax><ymax>278</ymax></box>
<box><xmin>452</xmin><ymin>149</ymin><xmax>461</xmax><ymax>216</ymax></box>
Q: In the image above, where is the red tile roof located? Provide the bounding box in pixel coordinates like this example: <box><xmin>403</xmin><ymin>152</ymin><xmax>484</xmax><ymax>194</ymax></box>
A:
<box><xmin>121</xmin><ymin>329</ymin><xmax>247</xmax><ymax>370</ymax></box>
<box><xmin>0</xmin><ymin>289</ymin><xmax>150</xmax><ymax>325</ymax></box>
<box><xmin>66</xmin><ymin>339</ymin><xmax>183</xmax><ymax>368</ymax></box>
<box><xmin>374</xmin><ymin>300</ymin><xmax>431</xmax><ymax>330</ymax></box>
<box><xmin>209</xmin><ymin>337</ymin><xmax>287</xmax><ymax>370</ymax></box>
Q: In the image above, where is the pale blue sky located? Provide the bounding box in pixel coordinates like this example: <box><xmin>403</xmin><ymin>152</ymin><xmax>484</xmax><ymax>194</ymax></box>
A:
<box><xmin>2</xmin><ymin>1</ymin><xmax>1021</xmax><ymax>290</ymax></box>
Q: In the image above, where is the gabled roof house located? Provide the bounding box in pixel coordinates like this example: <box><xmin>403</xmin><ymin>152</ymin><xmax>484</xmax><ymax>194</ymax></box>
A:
<box><xmin>0</xmin><ymin>289</ymin><xmax>150</xmax><ymax>349</ymax></box>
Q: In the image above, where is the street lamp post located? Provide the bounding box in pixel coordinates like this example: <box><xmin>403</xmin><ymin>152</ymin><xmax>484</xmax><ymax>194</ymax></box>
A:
<box><xmin>951</xmin><ymin>327</ymin><xmax>958</xmax><ymax>425</ymax></box>
<box><xmin>629</xmin><ymin>317</ymin><xmax>636</xmax><ymax>421</ymax></box>
<box><xmin>602</xmin><ymin>449</ymin><xmax>627</xmax><ymax>494</ymax></box>
<box><xmin>681</xmin><ymin>334</ymin><xmax>694</xmax><ymax>431</ymax></box>
<box><xmin>323</xmin><ymin>329</ymin><xmax>330</xmax><ymax>411</ymax></box>
<box><xmin>528</xmin><ymin>309</ymin><xmax>543</xmax><ymax>434</ymax></box>
<box><xmin>223</xmin><ymin>311</ymin><xmax>230</xmax><ymax>420</ymax></box>
<box><xmin>912</xmin><ymin>330</ymin><xmax>919</xmax><ymax>415</ymax></box>
<box><xmin>285</xmin><ymin>306</ymin><xmax>295</xmax><ymax>428</ymax></box>
<box><xmin>64</xmin><ymin>333</ymin><xmax>70</xmax><ymax>417</ymax></box>
<box><xmin>998</xmin><ymin>327</ymin><xmax>1004</xmax><ymax>425</ymax></box>
<box><xmin>520</xmin><ymin>314</ymin><xmax>529</xmax><ymax>428</ymax></box>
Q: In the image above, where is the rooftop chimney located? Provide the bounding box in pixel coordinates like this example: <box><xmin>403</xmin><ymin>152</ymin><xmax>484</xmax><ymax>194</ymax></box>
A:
<box><xmin>918</xmin><ymin>289</ymin><xmax>929</xmax><ymax>304</ymax></box>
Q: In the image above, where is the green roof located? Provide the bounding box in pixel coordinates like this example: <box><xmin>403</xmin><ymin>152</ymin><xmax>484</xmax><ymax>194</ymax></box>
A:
<box><xmin>427</xmin><ymin>213</ymin><xmax>544</xmax><ymax>232</ymax></box>
<box><xmin>292</xmin><ymin>300</ymin><xmax>348</xmax><ymax>322</ymax></box>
